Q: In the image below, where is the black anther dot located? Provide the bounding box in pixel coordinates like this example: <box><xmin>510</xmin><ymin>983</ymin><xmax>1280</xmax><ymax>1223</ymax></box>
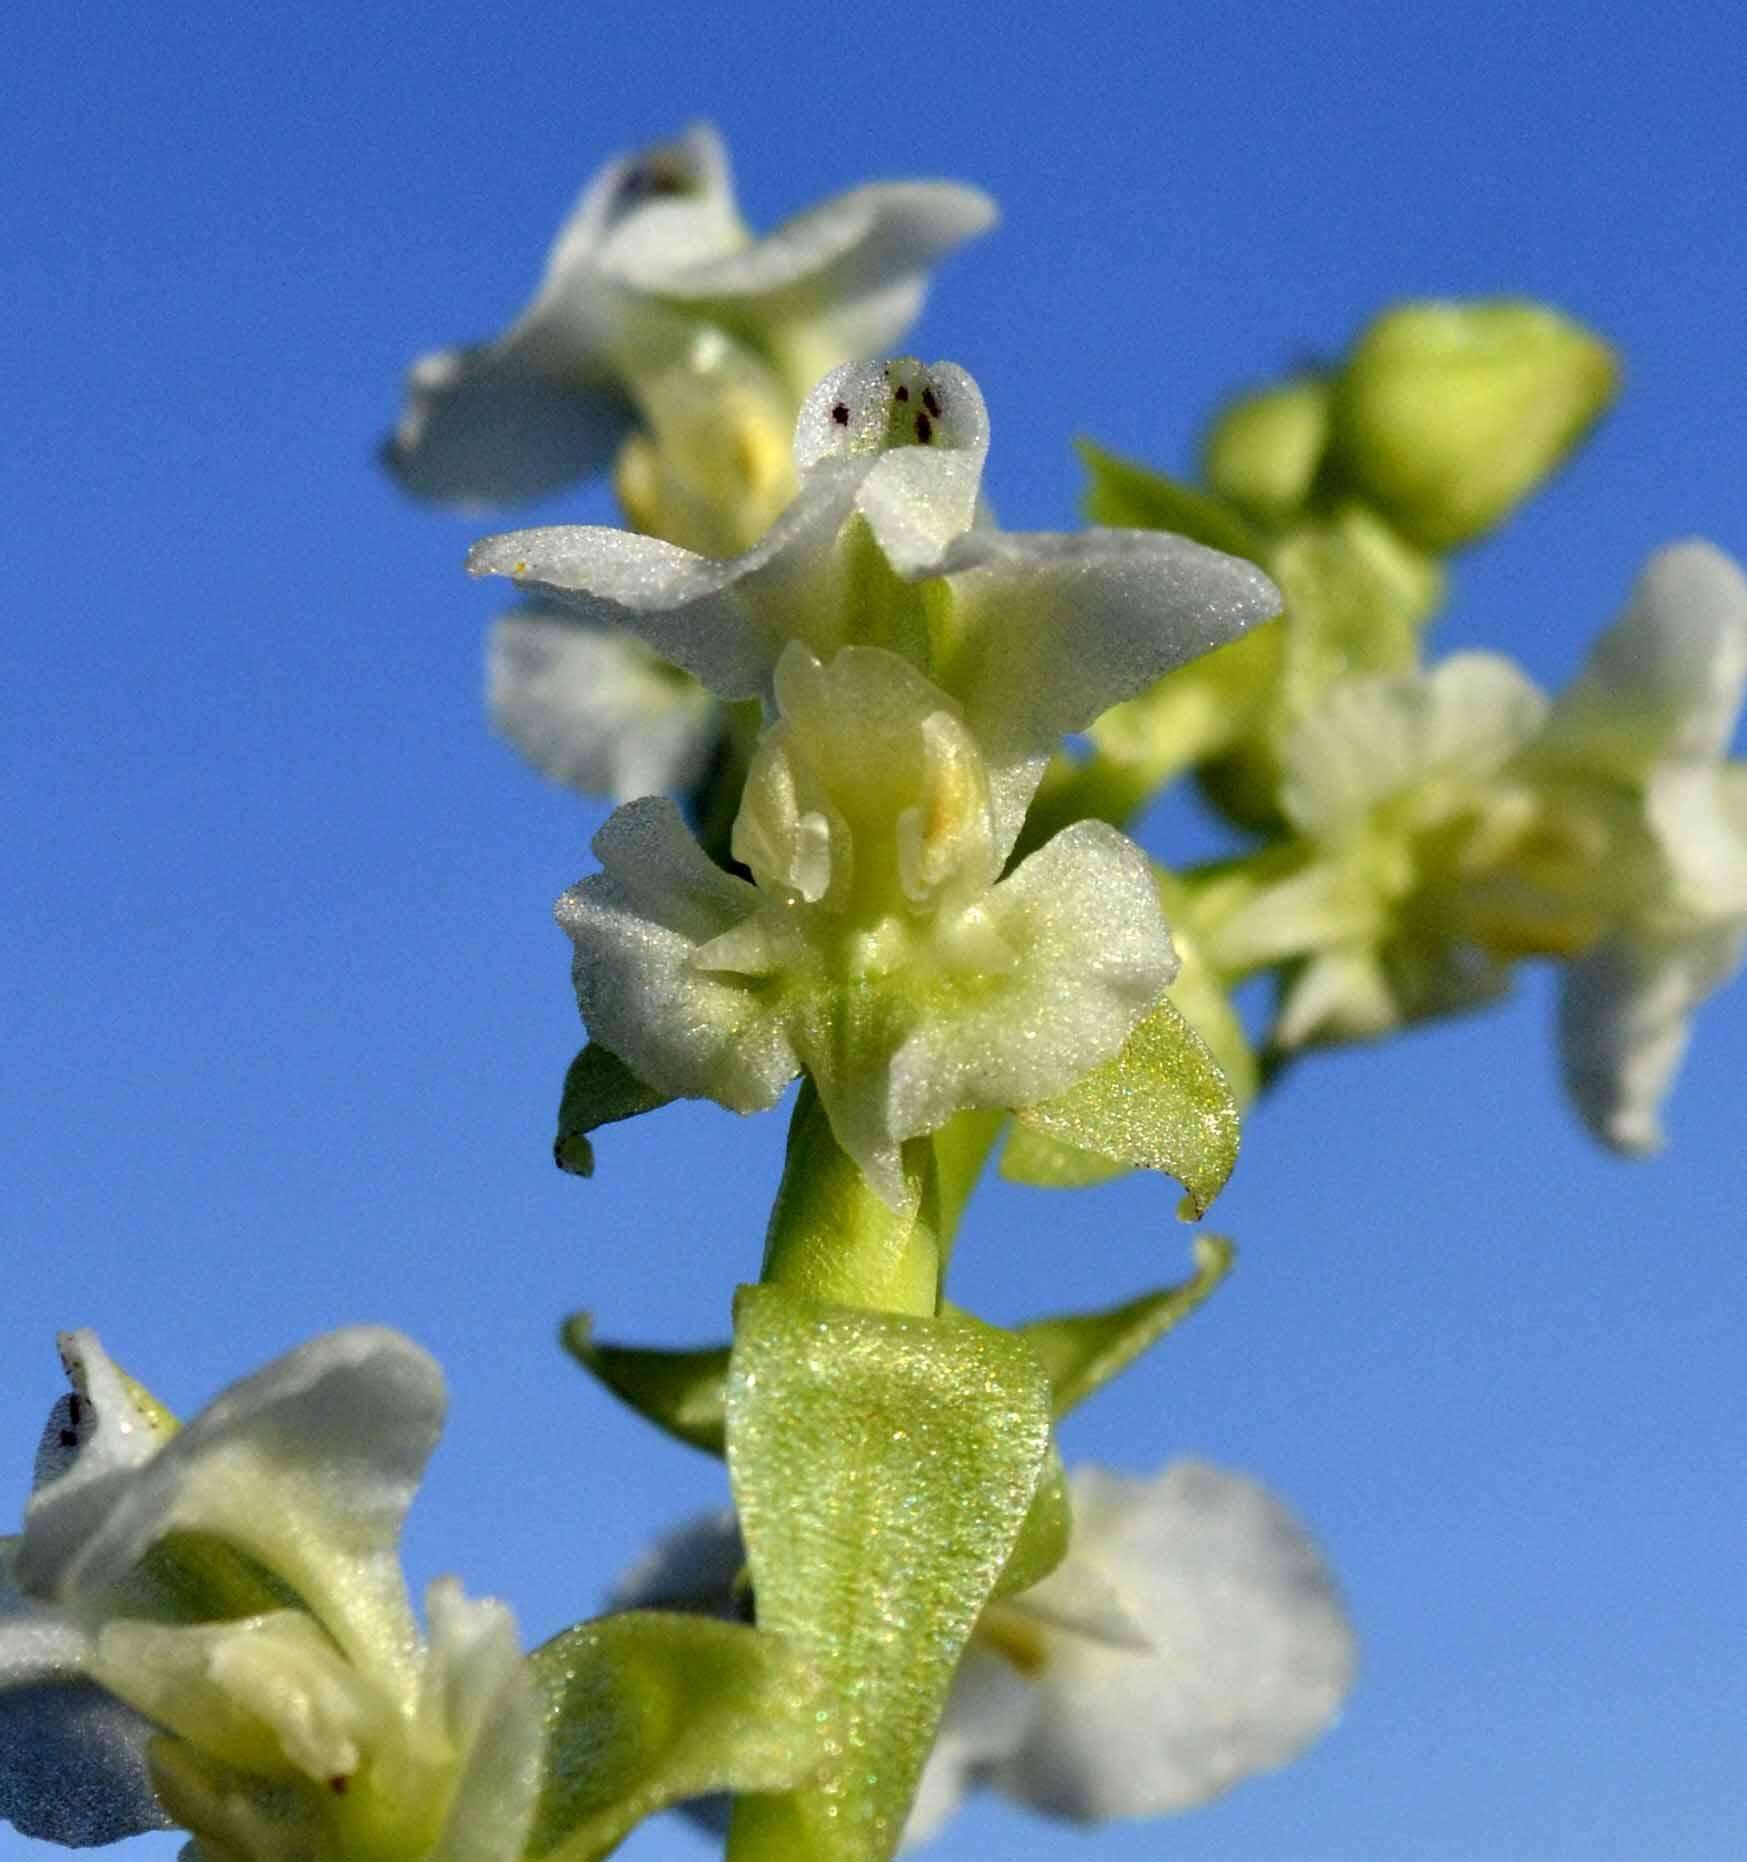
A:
<box><xmin>914</xmin><ymin>411</ymin><xmax>934</xmax><ymax>443</ymax></box>
<box><xmin>922</xmin><ymin>387</ymin><xmax>942</xmax><ymax>417</ymax></box>
<box><xmin>894</xmin><ymin>384</ymin><xmax>910</xmax><ymax>402</ymax></box>
<box><xmin>831</xmin><ymin>402</ymin><xmax>851</xmax><ymax>426</ymax></box>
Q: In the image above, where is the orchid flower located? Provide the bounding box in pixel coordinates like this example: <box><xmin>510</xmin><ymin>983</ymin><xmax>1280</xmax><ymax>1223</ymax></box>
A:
<box><xmin>1519</xmin><ymin>540</ymin><xmax>1747</xmax><ymax>1150</ymax></box>
<box><xmin>472</xmin><ymin>356</ymin><xmax>1282</xmax><ymax>849</ymax></box>
<box><xmin>557</xmin><ymin>643</ymin><xmax>1181</xmax><ymax>1208</ymax></box>
<box><xmin>1191</xmin><ymin>653</ymin><xmax>1549</xmax><ymax>1047</ymax></box>
<box><xmin>1</xmin><ymin>1327</ymin><xmax>543</xmax><ymax>1861</ymax></box>
<box><xmin>614</xmin><ymin>1459</ymin><xmax>1354</xmax><ymax>1849</ymax></box>
<box><xmin>383</xmin><ymin>123</ymin><xmax>996</xmax><ymax>543</ymax></box>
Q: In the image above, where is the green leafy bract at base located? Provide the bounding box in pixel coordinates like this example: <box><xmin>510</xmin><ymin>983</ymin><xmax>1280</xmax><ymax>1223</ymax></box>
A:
<box><xmin>1019</xmin><ymin>1235</ymin><xmax>1236</xmax><ymax>1418</ymax></box>
<box><xmin>527</xmin><ymin>1611</ymin><xmax>833</xmax><ymax>1862</ymax></box>
<box><xmin>1007</xmin><ymin>997</ymin><xmax>1241</xmax><ymax>1217</ymax></box>
<box><xmin>554</xmin><ymin>1044</ymin><xmax>673</xmax><ymax>1177</ymax></box>
<box><xmin>724</xmin><ymin>1288</ymin><xmax>1052</xmax><ymax>1862</ymax></box>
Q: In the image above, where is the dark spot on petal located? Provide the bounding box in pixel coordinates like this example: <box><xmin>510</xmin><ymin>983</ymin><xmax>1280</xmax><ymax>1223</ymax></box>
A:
<box><xmin>922</xmin><ymin>386</ymin><xmax>942</xmax><ymax>417</ymax></box>
<box><xmin>894</xmin><ymin>384</ymin><xmax>910</xmax><ymax>402</ymax></box>
<box><xmin>67</xmin><ymin>1395</ymin><xmax>83</xmax><ymax>1425</ymax></box>
<box><xmin>831</xmin><ymin>402</ymin><xmax>850</xmax><ymax>426</ymax></box>
<box><xmin>329</xmin><ymin>1776</ymin><xmax>350</xmax><ymax>1796</ymax></box>
<box><xmin>914</xmin><ymin>411</ymin><xmax>933</xmax><ymax>444</ymax></box>
<box><xmin>58</xmin><ymin>1428</ymin><xmax>78</xmax><ymax>1448</ymax></box>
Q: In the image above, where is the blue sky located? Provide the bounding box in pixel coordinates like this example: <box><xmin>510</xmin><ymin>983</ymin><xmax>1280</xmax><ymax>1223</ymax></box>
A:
<box><xmin>4</xmin><ymin>3</ymin><xmax>1744</xmax><ymax>1858</ymax></box>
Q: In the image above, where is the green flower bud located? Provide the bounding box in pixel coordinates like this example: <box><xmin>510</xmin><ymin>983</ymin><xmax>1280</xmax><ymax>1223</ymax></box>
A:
<box><xmin>1330</xmin><ymin>300</ymin><xmax>1619</xmax><ymax>551</ymax></box>
<box><xmin>1201</xmin><ymin>377</ymin><xmax>1332</xmax><ymax>528</ymax></box>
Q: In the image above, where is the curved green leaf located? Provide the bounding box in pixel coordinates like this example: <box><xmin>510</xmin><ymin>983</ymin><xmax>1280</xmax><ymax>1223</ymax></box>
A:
<box><xmin>560</xmin><ymin>1316</ymin><xmax>729</xmax><ymax>1457</ymax></box>
<box><xmin>528</xmin><ymin>1611</ymin><xmax>833</xmax><ymax>1862</ymax></box>
<box><xmin>1019</xmin><ymin>1235</ymin><xmax>1235</xmax><ymax>1418</ymax></box>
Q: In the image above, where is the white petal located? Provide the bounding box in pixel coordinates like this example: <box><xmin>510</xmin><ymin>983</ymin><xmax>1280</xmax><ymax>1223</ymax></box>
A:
<box><xmin>487</xmin><ymin>603</ymin><xmax>720</xmax><ymax>801</ymax></box>
<box><xmin>1283</xmin><ymin>654</ymin><xmax>1546</xmax><ymax>836</ymax></box>
<box><xmin>557</xmin><ymin>797</ymin><xmax>798</xmax><ymax>1111</ymax></box>
<box><xmin>575</xmin><ymin>123</ymin><xmax>747</xmax><ymax>288</ymax></box>
<box><xmin>424</xmin><ymin>1581</ymin><xmax>542</xmax><ymax>1862</ymax></box>
<box><xmin>885</xmin><ymin>821</ymin><xmax>1177</xmax><ymax>1146</ymax></box>
<box><xmin>1542</xmin><ymin>539</ymin><xmax>1747</xmax><ymax>779</ymax></box>
<box><xmin>29</xmin><ymin>1330</ymin><xmax>171</xmax><ymax>1501</ymax></box>
<box><xmin>468</xmin><ymin>457</ymin><xmax>869</xmax><ymax>701</ymax></box>
<box><xmin>382</xmin><ymin>343</ymin><xmax>632</xmax><ymax>508</ymax></box>
<box><xmin>937</xmin><ymin>530</ymin><xmax>1282</xmax><ymax>851</ymax></box>
<box><xmin>1644</xmin><ymin>763</ymin><xmax>1747</xmax><ymax>921</ymax></box>
<box><xmin>645</xmin><ymin>182</ymin><xmax>998</xmax><ymax>389</ymax></box>
<box><xmin>1559</xmin><ymin>923</ymin><xmax>1747</xmax><ymax>1153</ymax></box>
<box><xmin>794</xmin><ymin>360</ymin><xmax>989</xmax><ymax>575</ymax></box>
<box><xmin>19</xmin><ymin>1329</ymin><xmax>444</xmax><ymax>1685</ymax></box>
<box><xmin>990</xmin><ymin>1462</ymin><xmax>1355</xmax><ymax>1823</ymax></box>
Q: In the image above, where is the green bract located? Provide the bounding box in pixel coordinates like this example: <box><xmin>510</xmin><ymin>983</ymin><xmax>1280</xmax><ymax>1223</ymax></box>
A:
<box><xmin>723</xmin><ymin>1287</ymin><xmax>1054</xmax><ymax>1861</ymax></box>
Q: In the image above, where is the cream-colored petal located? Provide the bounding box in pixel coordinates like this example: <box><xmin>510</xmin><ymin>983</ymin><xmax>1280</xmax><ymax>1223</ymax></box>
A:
<box><xmin>938</xmin><ymin>529</ymin><xmax>1281</xmax><ymax>853</ymax></box>
<box><xmin>1283</xmin><ymin>655</ymin><xmax>1545</xmax><ymax>836</ymax></box>
<box><xmin>557</xmin><ymin>798</ymin><xmax>799</xmax><ymax>1112</ymax></box>
<box><xmin>1541</xmin><ymin>539</ymin><xmax>1747</xmax><ymax>780</ymax></box>
<box><xmin>885</xmin><ymin>821</ymin><xmax>1177</xmax><ymax>1149</ymax></box>
<box><xmin>1559</xmin><ymin>923</ymin><xmax>1747</xmax><ymax>1153</ymax></box>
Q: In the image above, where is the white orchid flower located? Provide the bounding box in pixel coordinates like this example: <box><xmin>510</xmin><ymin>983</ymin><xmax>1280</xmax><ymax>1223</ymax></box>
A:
<box><xmin>615</xmin><ymin>1460</ymin><xmax>1354</xmax><ymax>1847</ymax></box>
<box><xmin>558</xmin><ymin>643</ymin><xmax>1179</xmax><ymax>1208</ymax></box>
<box><xmin>473</xmin><ymin>356</ymin><xmax>1282</xmax><ymax>853</ymax></box>
<box><xmin>1528</xmin><ymin>539</ymin><xmax>1747</xmax><ymax>1150</ymax></box>
<box><xmin>1197</xmin><ymin>652</ymin><xmax>1549</xmax><ymax>1046</ymax></box>
<box><xmin>384</xmin><ymin>123</ymin><xmax>996</xmax><ymax>524</ymax></box>
<box><xmin>2</xmin><ymin>1329</ymin><xmax>541</xmax><ymax>1862</ymax></box>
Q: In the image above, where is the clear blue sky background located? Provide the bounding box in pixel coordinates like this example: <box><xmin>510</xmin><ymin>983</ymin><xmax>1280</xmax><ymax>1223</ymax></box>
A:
<box><xmin>5</xmin><ymin>4</ymin><xmax>1744</xmax><ymax>1858</ymax></box>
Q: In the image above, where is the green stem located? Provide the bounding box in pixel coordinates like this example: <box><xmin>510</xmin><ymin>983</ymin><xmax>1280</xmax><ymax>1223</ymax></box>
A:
<box><xmin>759</xmin><ymin>1080</ymin><xmax>942</xmax><ymax>1315</ymax></box>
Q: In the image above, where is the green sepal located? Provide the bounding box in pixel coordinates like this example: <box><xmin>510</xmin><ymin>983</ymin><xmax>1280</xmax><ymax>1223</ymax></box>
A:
<box><xmin>527</xmin><ymin>1611</ymin><xmax>834</xmax><ymax>1862</ymax></box>
<box><xmin>1019</xmin><ymin>1234</ymin><xmax>1235</xmax><ymax>1418</ymax></box>
<box><xmin>1078</xmin><ymin>438</ymin><xmax>1267</xmax><ymax>563</ymax></box>
<box><xmin>1007</xmin><ymin>997</ymin><xmax>1241</xmax><ymax>1218</ymax></box>
<box><xmin>555</xmin><ymin>1044</ymin><xmax>673</xmax><ymax>1178</ymax></box>
<box><xmin>724</xmin><ymin>1287</ymin><xmax>1052</xmax><ymax>1862</ymax></box>
<box><xmin>999</xmin><ymin>1124</ymin><xmax>1128</xmax><ymax>1189</ymax></box>
<box><xmin>560</xmin><ymin>1315</ymin><xmax>729</xmax><ymax>1457</ymax></box>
